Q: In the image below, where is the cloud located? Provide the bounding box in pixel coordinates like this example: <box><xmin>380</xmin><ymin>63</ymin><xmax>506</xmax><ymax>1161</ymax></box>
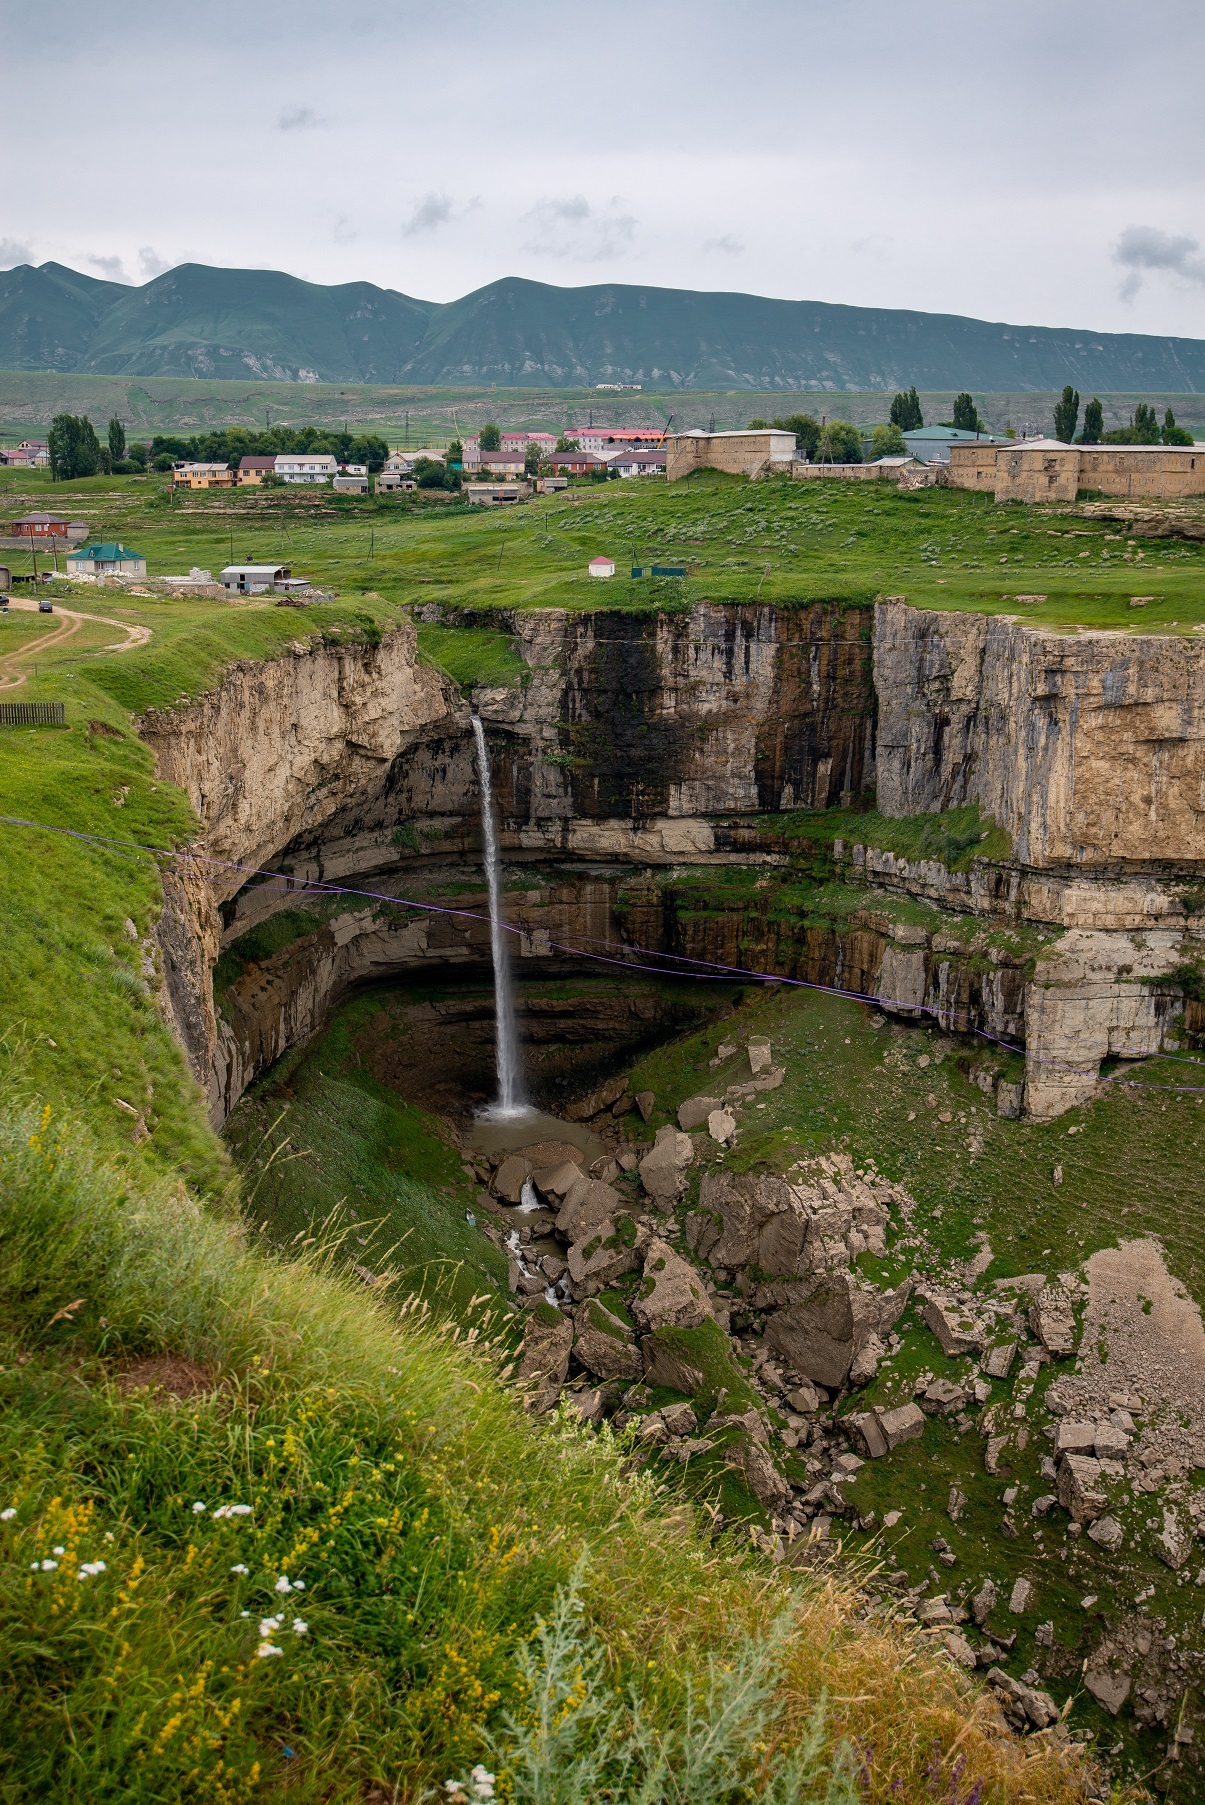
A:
<box><xmin>1113</xmin><ymin>225</ymin><xmax>1205</xmax><ymax>302</ymax></box>
<box><xmin>0</xmin><ymin>236</ymin><xmax>32</xmax><ymax>268</ymax></box>
<box><xmin>703</xmin><ymin>234</ymin><xmax>744</xmax><ymax>255</ymax></box>
<box><xmin>138</xmin><ymin>245</ymin><xmax>173</xmax><ymax>279</ymax></box>
<box><xmin>275</xmin><ymin>104</ymin><xmax>323</xmax><ymax>132</ymax></box>
<box><xmin>521</xmin><ymin>194</ymin><xmax>637</xmax><ymax>262</ymax></box>
<box><xmin>402</xmin><ymin>192</ymin><xmax>453</xmax><ymax>237</ymax></box>
<box><xmin>87</xmin><ymin>253</ymin><xmax>130</xmax><ymax>282</ymax></box>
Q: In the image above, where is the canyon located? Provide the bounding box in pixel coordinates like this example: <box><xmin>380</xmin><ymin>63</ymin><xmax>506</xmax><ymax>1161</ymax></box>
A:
<box><xmin>138</xmin><ymin>599</ymin><xmax>1205</xmax><ymax>1131</ymax></box>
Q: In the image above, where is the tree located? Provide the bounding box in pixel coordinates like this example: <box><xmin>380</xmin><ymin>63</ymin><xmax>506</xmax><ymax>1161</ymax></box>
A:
<box><xmin>889</xmin><ymin>386</ymin><xmax>923</xmax><ymax>431</ymax></box>
<box><xmin>869</xmin><ymin>423</ymin><xmax>907</xmax><ymax>459</ymax></box>
<box><xmin>523</xmin><ymin>442</ymin><xmax>541</xmax><ymax>475</ymax></box>
<box><xmin>1053</xmin><ymin>385</ymin><xmax>1079</xmax><ymax>443</ymax></box>
<box><xmin>1080</xmin><ymin>397</ymin><xmax>1104</xmax><ymax>444</ymax></box>
<box><xmin>1104</xmin><ymin>402</ymin><xmax>1162</xmax><ymax>445</ymax></box>
<box><xmin>413</xmin><ymin>456</ymin><xmax>448</xmax><ymax>489</ymax></box>
<box><xmin>48</xmin><ymin>413</ymin><xmax>102</xmax><ymax>481</ymax></box>
<box><xmin>746</xmin><ymin>417</ymin><xmax>769</xmax><ymax>429</ymax></box>
<box><xmin>479</xmin><ymin>422</ymin><xmax>501</xmax><ymax>451</ymax></box>
<box><xmin>1163</xmin><ymin>407</ymin><xmax>1194</xmax><ymax>446</ymax></box>
<box><xmin>951</xmin><ymin>392</ymin><xmax>985</xmax><ymax>433</ymax></box>
<box><xmin>555</xmin><ymin>436</ymin><xmax>580</xmax><ymax>453</ymax></box>
<box><xmin>107</xmin><ymin>417</ymin><xmax>126</xmax><ymax>462</ymax></box>
<box><xmin>127</xmin><ymin>441</ymin><xmax>149</xmax><ymax>471</ymax></box>
<box><xmin>771</xmin><ymin>413</ymin><xmax>821</xmax><ymax>460</ymax></box>
<box><xmin>816</xmin><ymin>420</ymin><xmax>861</xmax><ymax>463</ymax></box>
<box><xmin>446</xmin><ymin>438</ymin><xmax>463</xmax><ymax>467</ymax></box>
<box><xmin>349</xmin><ymin>432</ymin><xmax>390</xmax><ymax>471</ymax></box>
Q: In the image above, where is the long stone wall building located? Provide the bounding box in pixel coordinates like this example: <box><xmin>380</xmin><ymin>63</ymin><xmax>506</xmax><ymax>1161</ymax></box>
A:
<box><xmin>949</xmin><ymin>436</ymin><xmax>1205</xmax><ymax>503</ymax></box>
<box><xmin>666</xmin><ymin>428</ymin><xmax>796</xmax><ymax>482</ymax></box>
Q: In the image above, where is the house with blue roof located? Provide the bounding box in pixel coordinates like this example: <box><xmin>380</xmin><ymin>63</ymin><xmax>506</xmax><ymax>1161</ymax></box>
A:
<box><xmin>66</xmin><ymin>542</ymin><xmax>147</xmax><ymax>577</ymax></box>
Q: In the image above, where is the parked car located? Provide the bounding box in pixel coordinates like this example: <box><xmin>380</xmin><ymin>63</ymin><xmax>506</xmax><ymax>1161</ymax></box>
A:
<box><xmin>38</xmin><ymin>599</ymin><xmax>53</xmax><ymax>613</ymax></box>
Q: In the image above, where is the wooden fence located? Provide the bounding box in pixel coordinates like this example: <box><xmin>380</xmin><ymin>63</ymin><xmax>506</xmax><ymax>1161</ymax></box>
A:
<box><xmin>0</xmin><ymin>701</ymin><xmax>65</xmax><ymax>727</ymax></box>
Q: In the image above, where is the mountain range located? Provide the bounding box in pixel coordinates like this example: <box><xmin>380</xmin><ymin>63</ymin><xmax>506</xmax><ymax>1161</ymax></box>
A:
<box><xmin>4</xmin><ymin>260</ymin><xmax>1205</xmax><ymax>393</ymax></box>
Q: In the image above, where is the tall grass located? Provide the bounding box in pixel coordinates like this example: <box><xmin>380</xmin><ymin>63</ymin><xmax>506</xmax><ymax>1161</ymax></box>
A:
<box><xmin>0</xmin><ymin>1101</ymin><xmax>1108</xmax><ymax>1802</ymax></box>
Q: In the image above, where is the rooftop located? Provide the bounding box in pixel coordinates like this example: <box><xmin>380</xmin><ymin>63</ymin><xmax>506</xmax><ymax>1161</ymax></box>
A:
<box><xmin>68</xmin><ymin>542</ymin><xmax>142</xmax><ymax>559</ymax></box>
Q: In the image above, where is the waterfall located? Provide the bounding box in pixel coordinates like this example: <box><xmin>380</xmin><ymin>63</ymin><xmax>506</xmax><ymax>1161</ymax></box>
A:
<box><xmin>471</xmin><ymin>715</ymin><xmax>525</xmax><ymax>1117</ymax></box>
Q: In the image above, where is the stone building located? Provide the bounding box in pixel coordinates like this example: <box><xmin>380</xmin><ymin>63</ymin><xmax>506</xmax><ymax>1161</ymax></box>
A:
<box><xmin>948</xmin><ymin>436</ymin><xmax>1205</xmax><ymax>503</ymax></box>
<box><xmin>665</xmin><ymin>428</ymin><xmax>796</xmax><ymax>481</ymax></box>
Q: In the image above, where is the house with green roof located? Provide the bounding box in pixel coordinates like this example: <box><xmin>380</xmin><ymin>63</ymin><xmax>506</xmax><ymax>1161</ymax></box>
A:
<box><xmin>66</xmin><ymin>542</ymin><xmax>147</xmax><ymax>577</ymax></box>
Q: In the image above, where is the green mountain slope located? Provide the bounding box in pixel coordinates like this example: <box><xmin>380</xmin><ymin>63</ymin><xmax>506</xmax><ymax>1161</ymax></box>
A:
<box><xmin>5</xmin><ymin>257</ymin><xmax>1205</xmax><ymax>392</ymax></box>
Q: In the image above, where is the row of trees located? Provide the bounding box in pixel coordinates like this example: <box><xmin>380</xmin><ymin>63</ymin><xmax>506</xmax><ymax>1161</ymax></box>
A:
<box><xmin>48</xmin><ymin>414</ymin><xmax>149</xmax><ymax>480</ymax></box>
<box><xmin>148</xmin><ymin>424</ymin><xmax>391</xmax><ymax>472</ymax></box>
<box><xmin>1052</xmin><ymin>387</ymin><xmax>1194</xmax><ymax>446</ymax></box>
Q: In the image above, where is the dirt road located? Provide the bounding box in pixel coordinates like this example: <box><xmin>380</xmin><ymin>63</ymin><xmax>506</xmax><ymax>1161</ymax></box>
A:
<box><xmin>0</xmin><ymin>595</ymin><xmax>151</xmax><ymax>692</ymax></box>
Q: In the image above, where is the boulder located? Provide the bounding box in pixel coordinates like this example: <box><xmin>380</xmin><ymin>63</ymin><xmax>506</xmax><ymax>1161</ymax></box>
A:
<box><xmin>970</xmin><ymin>1577</ymin><xmax>997</xmax><ymax>1627</ymax></box>
<box><xmin>763</xmin><ymin>1275</ymin><xmax>880</xmax><ymax>1389</ymax></box>
<box><xmin>848</xmin><ymin>1333</ymin><xmax>885</xmax><ymax>1387</ymax></box>
<box><xmin>943</xmin><ymin>1631</ymin><xmax>977</xmax><ymax>1670</ymax></box>
<box><xmin>565</xmin><ymin>1217</ymin><xmax>643</xmax><ymax>1295</ymax></box>
<box><xmin>1093</xmin><ymin>1423</ymin><xmax>1131</xmax><ymax>1461</ymax></box>
<box><xmin>846</xmin><ymin>1411</ymin><xmax>889</xmax><ymax>1459</ymax></box>
<box><xmin>747</xmin><ymin>1037</ymin><xmax>773</xmax><ymax>1073</ymax></box>
<box><xmin>707</xmin><ymin>1107</ymin><xmax>736</xmax><ymax>1144</ymax></box>
<box><xmin>687</xmin><ymin>1171</ymin><xmax>807</xmax><ymax>1272</ymax></box>
<box><xmin>920</xmin><ymin>1294</ymin><xmax>985</xmax><ymax>1357</ymax></box>
<box><xmin>1086</xmin><ymin>1514</ymin><xmax>1124</xmax><ymax>1551</ymax></box>
<box><xmin>1030</xmin><ymin>1284</ymin><xmax>1077</xmax><ymax>1355</ymax></box>
<box><xmin>533</xmin><ymin>1160</ymin><xmax>582</xmax><ymax>1201</ymax></box>
<box><xmin>920</xmin><ymin>1378</ymin><xmax>968</xmax><ymax>1416</ymax></box>
<box><xmin>635</xmin><ymin>1090</ymin><xmax>655</xmax><ymax>1122</ymax></box>
<box><xmin>565</xmin><ymin>1074</ymin><xmax>628</xmax><ymax>1121</ymax></box>
<box><xmin>983</xmin><ymin>1342</ymin><xmax>1017</xmax><ymax>1379</ymax></box>
<box><xmin>493</xmin><ymin>1154</ymin><xmax>532</xmax><ymax>1203</ymax></box>
<box><xmin>517</xmin><ymin>1306</ymin><xmax>573</xmax><ymax>1412</ymax></box>
<box><xmin>784</xmin><ymin>1380</ymin><xmax>821</xmax><ymax>1414</ymax></box>
<box><xmin>1155</xmin><ymin>1508</ymin><xmax>1192</xmax><ymax>1570</ymax></box>
<box><xmin>631</xmin><ymin>1240</ymin><xmax>713</xmax><ymax>1335</ymax></box>
<box><xmin>556</xmin><ymin>1176</ymin><xmax>623</xmax><ymax>1243</ymax></box>
<box><xmin>986</xmin><ymin>1668</ymin><xmax>1058</xmax><ymax>1731</ymax></box>
<box><xmin>638</xmin><ymin>1125</ymin><xmax>693</xmax><ymax>1203</ymax></box>
<box><xmin>1055</xmin><ymin>1420</ymin><xmax>1097</xmax><ymax>1455</ymax></box>
<box><xmin>1084</xmin><ymin>1669</ymin><xmax>1131</xmax><ymax>1716</ymax></box>
<box><xmin>726</xmin><ymin>1068</ymin><xmax>785</xmax><ymax>1101</ymax></box>
<box><xmin>564</xmin><ymin>1386</ymin><xmax>606</xmax><ymax>1426</ymax></box>
<box><xmin>572</xmin><ymin>1297</ymin><xmax>642</xmax><ymax>1381</ymax></box>
<box><xmin>1007</xmin><ymin>1576</ymin><xmax>1033</xmax><ymax>1615</ymax></box>
<box><xmin>678</xmin><ymin>1094</ymin><xmax>723</xmax><ymax>1131</ymax></box>
<box><xmin>661</xmin><ymin>1400</ymin><xmax>698</xmax><ymax>1436</ymax></box>
<box><xmin>513</xmin><ymin>1139</ymin><xmax>584</xmax><ymax>1172</ymax></box>
<box><xmin>723</xmin><ymin>1438</ymin><xmax>790</xmax><ymax>1509</ymax></box>
<box><xmin>1057</xmin><ymin>1453</ymin><xmax>1106</xmax><ymax>1523</ymax></box>
<box><xmin>876</xmin><ymin>1402</ymin><xmax>926</xmax><ymax>1449</ymax></box>
<box><xmin>640</xmin><ymin>1331</ymin><xmax>706</xmax><ymax>1395</ymax></box>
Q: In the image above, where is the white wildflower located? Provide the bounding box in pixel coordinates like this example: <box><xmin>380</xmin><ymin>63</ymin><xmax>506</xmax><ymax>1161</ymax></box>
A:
<box><xmin>256</xmin><ymin>1642</ymin><xmax>284</xmax><ymax>1659</ymax></box>
<box><xmin>40</xmin><ymin>1559</ymin><xmax>58</xmax><ymax>1571</ymax></box>
<box><xmin>291</xmin><ymin>1578</ymin><xmax>305</xmax><ymax>1591</ymax></box>
<box><xmin>0</xmin><ymin>1507</ymin><xmax>15</xmax><ymax>1520</ymax></box>
<box><xmin>77</xmin><ymin>1560</ymin><xmax>107</xmax><ymax>1579</ymax></box>
<box><xmin>52</xmin><ymin>1546</ymin><xmax>65</xmax><ymax>1555</ymax></box>
<box><xmin>191</xmin><ymin>1501</ymin><xmax>207</xmax><ymax>1515</ymax></box>
<box><xmin>290</xmin><ymin>1618</ymin><xmax>308</xmax><ymax>1635</ymax></box>
<box><xmin>273</xmin><ymin>1574</ymin><xmax>294</xmax><ymax>1594</ymax></box>
<box><xmin>259</xmin><ymin>1615</ymin><xmax>283</xmax><ymax>1638</ymax></box>
<box><xmin>229</xmin><ymin>1563</ymin><xmax>249</xmax><ymax>1576</ymax></box>
<box><xmin>471</xmin><ymin>1766</ymin><xmax>496</xmax><ymax>1800</ymax></box>
<box><xmin>213</xmin><ymin>1503</ymin><xmax>253</xmax><ymax>1520</ymax></box>
<box><xmin>239</xmin><ymin>1611</ymin><xmax>250</xmax><ymax>1619</ymax></box>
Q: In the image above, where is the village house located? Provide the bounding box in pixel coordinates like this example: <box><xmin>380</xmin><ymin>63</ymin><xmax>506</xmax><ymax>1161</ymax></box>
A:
<box><xmin>236</xmin><ymin>455</ymin><xmax>278</xmax><ymax>486</ymax></box>
<box><xmin>3</xmin><ymin>513</ymin><xmax>89</xmax><ymax>545</ymax></box>
<box><xmin>172</xmin><ymin>461</ymin><xmax>236</xmax><ymax>489</ymax></box>
<box><xmin>901</xmin><ymin>425</ymin><xmax>1004</xmax><ymax>465</ymax></box>
<box><xmin>333</xmin><ymin>465</ymin><xmax>369</xmax><ymax>493</ymax></box>
<box><xmin>499</xmin><ymin>431</ymin><xmax>557</xmax><ymax>457</ymax></box>
<box><xmin>947</xmin><ymin>436</ymin><xmax>1205</xmax><ymax>502</ymax></box>
<box><xmin>665</xmin><ymin>428</ymin><xmax>796</xmax><ymax>481</ymax></box>
<box><xmin>464</xmin><ymin>481</ymin><xmax>530</xmax><ymax>506</ymax></box>
<box><xmin>0</xmin><ymin>440</ymin><xmax>51</xmax><ymax>467</ymax></box>
<box><xmin>275</xmin><ymin>453</ymin><xmax>338</xmax><ymax>485</ymax></box>
<box><xmin>477</xmin><ymin>450</ymin><xmax>528</xmax><ymax>479</ymax></box>
<box><xmin>608</xmin><ymin>446</ymin><xmax>666</xmax><ymax>476</ymax></box>
<box><xmin>219</xmin><ymin>563</ymin><xmax>294</xmax><ymax>594</ymax></box>
<box><xmin>549</xmin><ymin>449</ymin><xmax>606</xmax><ymax>477</ymax></box>
<box><xmin>66</xmin><ymin>541</ymin><xmax>147</xmax><ymax>577</ymax></box>
<box><xmin>573</xmin><ymin>428</ymin><xmax>661</xmax><ymax>456</ymax></box>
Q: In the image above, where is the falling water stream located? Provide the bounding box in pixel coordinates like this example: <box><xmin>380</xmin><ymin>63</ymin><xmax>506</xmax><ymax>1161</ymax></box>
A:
<box><xmin>471</xmin><ymin>714</ymin><xmax>526</xmax><ymax>1118</ymax></box>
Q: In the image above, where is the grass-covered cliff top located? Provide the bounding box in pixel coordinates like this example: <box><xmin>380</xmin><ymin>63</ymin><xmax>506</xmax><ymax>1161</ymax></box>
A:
<box><xmin>5</xmin><ymin>462</ymin><xmax>1205</xmax><ymax>634</ymax></box>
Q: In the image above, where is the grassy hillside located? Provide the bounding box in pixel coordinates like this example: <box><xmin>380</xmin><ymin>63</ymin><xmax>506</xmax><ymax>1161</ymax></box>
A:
<box><xmin>7</xmin><ymin>258</ymin><xmax>1205</xmax><ymax>393</ymax></box>
<box><xmin>4</xmin><ymin>463</ymin><xmax>1205</xmax><ymax>637</ymax></box>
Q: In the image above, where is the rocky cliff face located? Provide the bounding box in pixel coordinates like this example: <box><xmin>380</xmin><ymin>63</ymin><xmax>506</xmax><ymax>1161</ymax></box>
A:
<box><xmin>875</xmin><ymin>601</ymin><xmax>1205</xmax><ymax>870</ymax></box>
<box><xmin>141</xmin><ymin>600</ymin><xmax>1205</xmax><ymax>1129</ymax></box>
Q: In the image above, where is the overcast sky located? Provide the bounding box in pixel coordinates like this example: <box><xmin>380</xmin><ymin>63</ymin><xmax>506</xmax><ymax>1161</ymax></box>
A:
<box><xmin>5</xmin><ymin>0</ymin><xmax>1205</xmax><ymax>337</ymax></box>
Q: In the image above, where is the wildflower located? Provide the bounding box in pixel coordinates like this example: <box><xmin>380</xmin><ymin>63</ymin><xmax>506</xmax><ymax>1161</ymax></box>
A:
<box><xmin>240</xmin><ymin>1611</ymin><xmax>250</xmax><ymax>1619</ymax></box>
<box><xmin>259</xmin><ymin>1616</ymin><xmax>283</xmax><ymax>1638</ymax></box>
<box><xmin>291</xmin><ymin>1618</ymin><xmax>308</xmax><ymax>1635</ymax></box>
<box><xmin>230</xmin><ymin>1563</ymin><xmax>249</xmax><ymax>1576</ymax></box>
<box><xmin>77</xmin><ymin>1561</ymin><xmax>107</xmax><ymax>1579</ymax></box>
<box><xmin>0</xmin><ymin>1508</ymin><xmax>15</xmax><ymax>1521</ymax></box>
<box><xmin>191</xmin><ymin>1502</ymin><xmax>207</xmax><ymax>1515</ymax></box>
<box><xmin>256</xmin><ymin>1642</ymin><xmax>284</xmax><ymax>1659</ymax></box>
<box><xmin>52</xmin><ymin>1546</ymin><xmax>65</xmax><ymax>1555</ymax></box>
<box><xmin>212</xmin><ymin>1503</ymin><xmax>253</xmax><ymax>1520</ymax></box>
<box><xmin>291</xmin><ymin>1579</ymin><xmax>305</xmax><ymax>1590</ymax></box>
<box><xmin>471</xmin><ymin>1766</ymin><xmax>496</xmax><ymax>1800</ymax></box>
<box><xmin>39</xmin><ymin>1559</ymin><xmax>58</xmax><ymax>1571</ymax></box>
<box><xmin>274</xmin><ymin>1574</ymin><xmax>294</xmax><ymax>1594</ymax></box>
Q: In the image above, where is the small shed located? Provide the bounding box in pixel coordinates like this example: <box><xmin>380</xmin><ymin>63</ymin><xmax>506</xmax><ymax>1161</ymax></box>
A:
<box><xmin>220</xmin><ymin>563</ymin><xmax>291</xmax><ymax>594</ymax></box>
<box><xmin>588</xmin><ymin>556</ymin><xmax>616</xmax><ymax>579</ymax></box>
<box><xmin>67</xmin><ymin>542</ymin><xmax>147</xmax><ymax>576</ymax></box>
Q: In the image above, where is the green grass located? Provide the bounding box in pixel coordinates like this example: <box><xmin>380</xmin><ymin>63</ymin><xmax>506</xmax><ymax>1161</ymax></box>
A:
<box><xmin>416</xmin><ymin>620</ymin><xmax>527</xmax><ymax>689</ymax></box>
<box><xmin>5</xmin><ymin>461</ymin><xmax>1205</xmax><ymax>636</ymax></box>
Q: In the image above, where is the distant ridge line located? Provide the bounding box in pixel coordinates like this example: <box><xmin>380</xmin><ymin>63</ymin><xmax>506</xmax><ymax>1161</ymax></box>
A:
<box><xmin>1</xmin><ymin>260</ymin><xmax>1203</xmax><ymax>393</ymax></box>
